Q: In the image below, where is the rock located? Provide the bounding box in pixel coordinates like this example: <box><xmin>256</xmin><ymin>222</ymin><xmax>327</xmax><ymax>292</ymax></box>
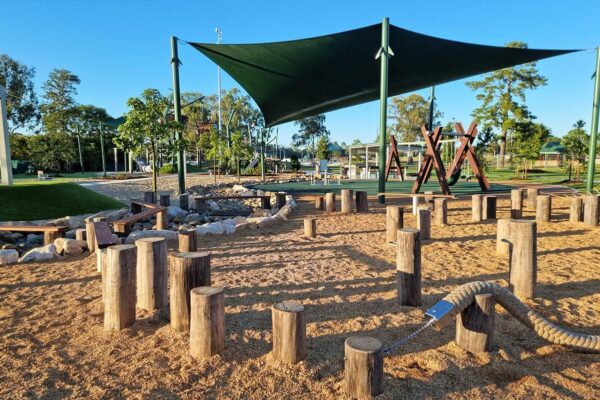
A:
<box><xmin>196</xmin><ymin>219</ymin><xmax>236</xmax><ymax>236</ymax></box>
<box><xmin>142</xmin><ymin>223</ymin><xmax>154</xmax><ymax>230</ymax></box>
<box><xmin>124</xmin><ymin>230</ymin><xmax>178</xmax><ymax>244</ymax></box>
<box><xmin>1</xmin><ymin>244</ymin><xmax>17</xmax><ymax>250</ymax></box>
<box><xmin>173</xmin><ymin>210</ymin><xmax>188</xmax><ymax>223</ymax></box>
<box><xmin>207</xmin><ymin>200</ymin><xmax>220</xmax><ymax>211</ymax></box>
<box><xmin>167</xmin><ymin>206</ymin><xmax>186</xmax><ymax>219</ymax></box>
<box><xmin>184</xmin><ymin>213</ymin><xmax>201</xmax><ymax>223</ymax></box>
<box><xmin>65</xmin><ymin>230</ymin><xmax>76</xmax><ymax>239</ymax></box>
<box><xmin>54</xmin><ymin>238</ymin><xmax>88</xmax><ymax>255</ymax></box>
<box><xmin>0</xmin><ymin>231</ymin><xmax>22</xmax><ymax>244</ymax></box>
<box><xmin>26</xmin><ymin>234</ymin><xmax>43</xmax><ymax>246</ymax></box>
<box><xmin>18</xmin><ymin>244</ymin><xmax>59</xmax><ymax>263</ymax></box>
<box><xmin>0</xmin><ymin>249</ymin><xmax>19</xmax><ymax>265</ymax></box>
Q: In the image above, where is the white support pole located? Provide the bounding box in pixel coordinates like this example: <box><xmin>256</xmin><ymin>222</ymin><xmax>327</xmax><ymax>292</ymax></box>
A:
<box><xmin>0</xmin><ymin>86</ymin><xmax>13</xmax><ymax>185</ymax></box>
<box><xmin>114</xmin><ymin>148</ymin><xmax>118</xmax><ymax>173</ymax></box>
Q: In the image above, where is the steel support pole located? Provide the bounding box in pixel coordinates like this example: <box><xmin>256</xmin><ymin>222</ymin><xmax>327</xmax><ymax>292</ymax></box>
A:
<box><xmin>99</xmin><ymin>123</ymin><xmax>106</xmax><ymax>177</ymax></box>
<box><xmin>0</xmin><ymin>85</ymin><xmax>13</xmax><ymax>185</ymax></box>
<box><xmin>586</xmin><ymin>47</ymin><xmax>600</xmax><ymax>192</ymax></box>
<box><xmin>377</xmin><ymin>17</ymin><xmax>391</xmax><ymax>203</ymax></box>
<box><xmin>76</xmin><ymin>125</ymin><xmax>85</xmax><ymax>174</ymax></box>
<box><xmin>428</xmin><ymin>86</ymin><xmax>435</xmax><ymax>130</ymax></box>
<box><xmin>171</xmin><ymin>36</ymin><xmax>185</xmax><ymax>194</ymax></box>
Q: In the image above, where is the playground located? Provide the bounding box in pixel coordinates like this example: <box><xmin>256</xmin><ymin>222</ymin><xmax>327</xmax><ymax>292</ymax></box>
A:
<box><xmin>1</xmin><ymin>195</ymin><xmax>599</xmax><ymax>398</ymax></box>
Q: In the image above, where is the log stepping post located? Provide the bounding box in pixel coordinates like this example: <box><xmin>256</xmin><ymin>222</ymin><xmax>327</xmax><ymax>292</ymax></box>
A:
<box><xmin>179</xmin><ymin>193</ymin><xmax>189</xmax><ymax>211</ymax></box>
<box><xmin>434</xmin><ymin>198</ymin><xmax>447</xmax><ymax>225</ymax></box>
<box><xmin>303</xmin><ymin>218</ymin><xmax>317</xmax><ymax>238</ymax></box>
<box><xmin>455</xmin><ymin>293</ymin><xmax>495</xmax><ymax>353</ymax></box>
<box><xmin>190</xmin><ymin>287</ymin><xmax>225</xmax><ymax>359</ymax></box>
<box><xmin>315</xmin><ymin>196</ymin><xmax>324</xmax><ymax>210</ymax></box>
<box><xmin>396</xmin><ymin>228</ymin><xmax>421</xmax><ymax>306</ymax></box>
<box><xmin>344</xmin><ymin>336</ymin><xmax>384</xmax><ymax>399</ymax></box>
<box><xmin>271</xmin><ymin>302</ymin><xmax>306</xmax><ymax>363</ymax></box>
<box><xmin>155</xmin><ymin>208</ymin><xmax>167</xmax><ymax>230</ymax></box>
<box><xmin>169</xmin><ymin>252</ymin><xmax>211</xmax><ymax>332</ymax></box>
<box><xmin>412</xmin><ymin>196</ymin><xmax>421</xmax><ymax>215</ymax></box>
<box><xmin>570</xmin><ymin>197</ymin><xmax>583</xmax><ymax>223</ymax></box>
<box><xmin>340</xmin><ymin>189</ymin><xmax>354</xmax><ymax>213</ymax></box>
<box><xmin>511</xmin><ymin>189</ymin><xmax>524</xmax><ymax>219</ymax></box>
<box><xmin>85</xmin><ymin>220</ymin><xmax>96</xmax><ymax>253</ymax></box>
<box><xmin>385</xmin><ymin>206</ymin><xmax>404</xmax><ymax>244</ymax></box>
<box><xmin>325</xmin><ymin>192</ymin><xmax>336</xmax><ymax>212</ymax></box>
<box><xmin>583</xmin><ymin>195</ymin><xmax>600</xmax><ymax>227</ymax></box>
<box><xmin>496</xmin><ymin>218</ymin><xmax>511</xmax><ymax>257</ymax></box>
<box><xmin>416</xmin><ymin>207</ymin><xmax>431</xmax><ymax>241</ymax></box>
<box><xmin>527</xmin><ymin>188</ymin><xmax>539</xmax><ymax>210</ymax></box>
<box><xmin>536</xmin><ymin>195</ymin><xmax>552</xmax><ymax>222</ymax></box>
<box><xmin>178</xmin><ymin>229</ymin><xmax>198</xmax><ymax>252</ymax></box>
<box><xmin>508</xmin><ymin>220</ymin><xmax>537</xmax><ymax>299</ymax></box>
<box><xmin>424</xmin><ymin>191</ymin><xmax>434</xmax><ymax>206</ymax></box>
<box><xmin>159</xmin><ymin>194</ymin><xmax>170</xmax><ymax>207</ymax></box>
<box><xmin>135</xmin><ymin>237</ymin><xmax>168</xmax><ymax>312</ymax></box>
<box><xmin>104</xmin><ymin>245</ymin><xmax>137</xmax><ymax>331</ymax></box>
<box><xmin>144</xmin><ymin>191</ymin><xmax>155</xmax><ymax>204</ymax></box>
<box><xmin>99</xmin><ymin>248</ymin><xmax>108</xmax><ymax>299</ymax></box>
<box><xmin>482</xmin><ymin>196</ymin><xmax>497</xmax><ymax>220</ymax></box>
<box><xmin>276</xmin><ymin>192</ymin><xmax>287</xmax><ymax>209</ymax></box>
<box><xmin>355</xmin><ymin>191</ymin><xmax>368</xmax><ymax>212</ymax></box>
<box><xmin>75</xmin><ymin>228</ymin><xmax>86</xmax><ymax>242</ymax></box>
<box><xmin>471</xmin><ymin>194</ymin><xmax>483</xmax><ymax>222</ymax></box>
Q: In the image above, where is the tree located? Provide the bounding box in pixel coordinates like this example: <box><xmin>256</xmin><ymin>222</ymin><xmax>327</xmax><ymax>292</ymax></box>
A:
<box><xmin>29</xmin><ymin>132</ymin><xmax>77</xmax><ymax>173</ymax></box>
<box><xmin>0</xmin><ymin>54</ymin><xmax>40</xmax><ymax>133</ymax></box>
<box><xmin>512</xmin><ymin>121</ymin><xmax>551</xmax><ymax>179</ymax></box>
<box><xmin>118</xmin><ymin>89</ymin><xmax>183</xmax><ymax>194</ymax></box>
<box><xmin>561</xmin><ymin>120</ymin><xmax>589</xmax><ymax>181</ymax></box>
<box><xmin>388</xmin><ymin>94</ymin><xmax>442</xmax><ymax>142</ymax></box>
<box><xmin>40</xmin><ymin>68</ymin><xmax>81</xmax><ymax>134</ymax></box>
<box><xmin>9</xmin><ymin>133</ymin><xmax>31</xmax><ymax>160</ymax></box>
<box><xmin>473</xmin><ymin>126</ymin><xmax>495</xmax><ymax>172</ymax></box>
<box><xmin>229</xmin><ymin>130</ymin><xmax>252</xmax><ymax>181</ymax></box>
<box><xmin>316</xmin><ymin>135</ymin><xmax>331</xmax><ymax>160</ymax></box>
<box><xmin>290</xmin><ymin>154</ymin><xmax>301</xmax><ymax>172</ymax></box>
<box><xmin>292</xmin><ymin>114</ymin><xmax>329</xmax><ymax>158</ymax></box>
<box><xmin>466</xmin><ymin>41</ymin><xmax>547</xmax><ymax>167</ymax></box>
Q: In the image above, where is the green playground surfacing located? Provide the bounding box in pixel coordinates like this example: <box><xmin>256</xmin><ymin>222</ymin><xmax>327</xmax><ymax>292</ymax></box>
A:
<box><xmin>250</xmin><ymin>179</ymin><xmax>514</xmax><ymax>196</ymax></box>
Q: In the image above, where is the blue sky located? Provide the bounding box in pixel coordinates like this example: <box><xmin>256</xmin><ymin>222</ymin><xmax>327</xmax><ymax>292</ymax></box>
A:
<box><xmin>2</xmin><ymin>0</ymin><xmax>599</xmax><ymax>146</ymax></box>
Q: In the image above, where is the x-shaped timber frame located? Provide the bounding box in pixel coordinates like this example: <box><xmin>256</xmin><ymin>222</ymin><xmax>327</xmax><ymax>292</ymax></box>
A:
<box><xmin>384</xmin><ymin>134</ymin><xmax>404</xmax><ymax>181</ymax></box>
<box><xmin>411</xmin><ymin>126</ymin><xmax>450</xmax><ymax>195</ymax></box>
<box><xmin>446</xmin><ymin>121</ymin><xmax>491</xmax><ymax>191</ymax></box>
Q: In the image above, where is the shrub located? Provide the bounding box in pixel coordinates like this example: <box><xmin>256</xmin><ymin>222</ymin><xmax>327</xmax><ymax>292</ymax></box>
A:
<box><xmin>159</xmin><ymin>163</ymin><xmax>177</xmax><ymax>174</ymax></box>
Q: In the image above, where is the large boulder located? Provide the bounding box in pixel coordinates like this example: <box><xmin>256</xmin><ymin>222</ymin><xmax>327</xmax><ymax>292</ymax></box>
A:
<box><xmin>0</xmin><ymin>249</ymin><xmax>19</xmax><ymax>265</ymax></box>
<box><xmin>167</xmin><ymin>206</ymin><xmax>186</xmax><ymax>219</ymax></box>
<box><xmin>196</xmin><ymin>219</ymin><xmax>236</xmax><ymax>236</ymax></box>
<box><xmin>54</xmin><ymin>238</ymin><xmax>88</xmax><ymax>255</ymax></box>
<box><xmin>26</xmin><ymin>233</ymin><xmax>43</xmax><ymax>246</ymax></box>
<box><xmin>18</xmin><ymin>244</ymin><xmax>59</xmax><ymax>263</ymax></box>
<box><xmin>124</xmin><ymin>230</ymin><xmax>178</xmax><ymax>245</ymax></box>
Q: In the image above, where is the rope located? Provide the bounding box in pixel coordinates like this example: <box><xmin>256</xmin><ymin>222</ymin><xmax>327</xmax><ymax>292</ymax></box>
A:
<box><xmin>441</xmin><ymin>281</ymin><xmax>600</xmax><ymax>352</ymax></box>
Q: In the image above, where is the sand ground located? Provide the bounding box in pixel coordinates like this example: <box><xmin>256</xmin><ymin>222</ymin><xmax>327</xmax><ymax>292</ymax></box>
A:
<box><xmin>1</xmin><ymin>195</ymin><xmax>599</xmax><ymax>399</ymax></box>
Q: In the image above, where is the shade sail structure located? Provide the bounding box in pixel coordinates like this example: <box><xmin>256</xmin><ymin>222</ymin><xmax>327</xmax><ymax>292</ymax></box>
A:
<box><xmin>189</xmin><ymin>23</ymin><xmax>576</xmax><ymax>127</ymax></box>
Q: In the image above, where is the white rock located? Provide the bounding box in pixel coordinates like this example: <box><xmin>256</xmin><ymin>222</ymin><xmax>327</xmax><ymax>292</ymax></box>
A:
<box><xmin>18</xmin><ymin>244</ymin><xmax>59</xmax><ymax>263</ymax></box>
<box><xmin>251</xmin><ymin>208</ymin><xmax>270</xmax><ymax>217</ymax></box>
<box><xmin>167</xmin><ymin>206</ymin><xmax>186</xmax><ymax>218</ymax></box>
<box><xmin>124</xmin><ymin>230</ymin><xmax>178</xmax><ymax>244</ymax></box>
<box><xmin>0</xmin><ymin>249</ymin><xmax>19</xmax><ymax>265</ymax></box>
<box><xmin>208</xmin><ymin>200</ymin><xmax>220</xmax><ymax>211</ymax></box>
<box><xmin>54</xmin><ymin>238</ymin><xmax>88</xmax><ymax>255</ymax></box>
<box><xmin>196</xmin><ymin>219</ymin><xmax>236</xmax><ymax>236</ymax></box>
<box><xmin>232</xmin><ymin>184</ymin><xmax>248</xmax><ymax>192</ymax></box>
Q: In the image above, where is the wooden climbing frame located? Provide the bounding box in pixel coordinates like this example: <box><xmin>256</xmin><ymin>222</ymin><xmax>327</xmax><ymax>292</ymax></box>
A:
<box><xmin>411</xmin><ymin>126</ymin><xmax>450</xmax><ymax>195</ymax></box>
<box><xmin>446</xmin><ymin>122</ymin><xmax>491</xmax><ymax>192</ymax></box>
<box><xmin>384</xmin><ymin>134</ymin><xmax>404</xmax><ymax>181</ymax></box>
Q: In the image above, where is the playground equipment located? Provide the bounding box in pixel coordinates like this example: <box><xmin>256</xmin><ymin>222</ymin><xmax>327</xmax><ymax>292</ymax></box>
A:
<box><xmin>384</xmin><ymin>134</ymin><xmax>404</xmax><ymax>181</ymax></box>
<box><xmin>412</xmin><ymin>121</ymin><xmax>490</xmax><ymax>195</ymax></box>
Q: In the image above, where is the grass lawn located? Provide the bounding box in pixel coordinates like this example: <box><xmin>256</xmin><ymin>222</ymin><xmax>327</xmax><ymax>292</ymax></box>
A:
<box><xmin>0</xmin><ymin>182</ymin><xmax>125</xmax><ymax>221</ymax></box>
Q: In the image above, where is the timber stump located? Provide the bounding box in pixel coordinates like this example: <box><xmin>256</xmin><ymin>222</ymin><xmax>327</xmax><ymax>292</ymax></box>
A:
<box><xmin>396</xmin><ymin>228</ymin><xmax>421</xmax><ymax>306</ymax></box>
<box><xmin>344</xmin><ymin>336</ymin><xmax>384</xmax><ymax>398</ymax></box>
<box><xmin>190</xmin><ymin>287</ymin><xmax>225</xmax><ymax>359</ymax></box>
<box><xmin>455</xmin><ymin>293</ymin><xmax>495</xmax><ymax>353</ymax></box>
<box><xmin>104</xmin><ymin>245</ymin><xmax>137</xmax><ymax>331</ymax></box>
<box><xmin>508</xmin><ymin>220</ymin><xmax>537</xmax><ymax>299</ymax></box>
<box><xmin>271</xmin><ymin>302</ymin><xmax>306</xmax><ymax>363</ymax></box>
<box><xmin>135</xmin><ymin>237</ymin><xmax>168</xmax><ymax>312</ymax></box>
<box><xmin>385</xmin><ymin>206</ymin><xmax>403</xmax><ymax>244</ymax></box>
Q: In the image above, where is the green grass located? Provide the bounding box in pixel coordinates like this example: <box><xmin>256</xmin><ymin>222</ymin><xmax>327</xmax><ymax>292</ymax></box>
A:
<box><xmin>0</xmin><ymin>182</ymin><xmax>125</xmax><ymax>221</ymax></box>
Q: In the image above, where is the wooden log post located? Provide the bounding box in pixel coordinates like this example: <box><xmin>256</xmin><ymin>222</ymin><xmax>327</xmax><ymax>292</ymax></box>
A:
<box><xmin>482</xmin><ymin>196</ymin><xmax>497</xmax><ymax>220</ymax></box>
<box><xmin>412</xmin><ymin>196</ymin><xmax>422</xmax><ymax>215</ymax></box>
<box><xmin>155</xmin><ymin>208</ymin><xmax>167</xmax><ymax>230</ymax></box>
<box><xmin>355</xmin><ymin>191</ymin><xmax>369</xmax><ymax>212</ymax></box>
<box><xmin>455</xmin><ymin>293</ymin><xmax>495</xmax><ymax>353</ymax></box>
<box><xmin>344</xmin><ymin>336</ymin><xmax>384</xmax><ymax>399</ymax></box>
<box><xmin>510</xmin><ymin>189</ymin><xmax>524</xmax><ymax>219</ymax></box>
<box><xmin>508</xmin><ymin>220</ymin><xmax>537</xmax><ymax>300</ymax></box>
<box><xmin>570</xmin><ymin>197</ymin><xmax>584</xmax><ymax>223</ymax></box>
<box><xmin>179</xmin><ymin>193</ymin><xmax>189</xmax><ymax>211</ymax></box>
<box><xmin>527</xmin><ymin>188</ymin><xmax>539</xmax><ymax>210</ymax></box>
<box><xmin>104</xmin><ymin>245</ymin><xmax>137</xmax><ymax>331</ymax></box>
<box><xmin>385</xmin><ymin>206</ymin><xmax>404</xmax><ymax>244</ymax></box>
<box><xmin>85</xmin><ymin>220</ymin><xmax>96</xmax><ymax>253</ymax></box>
<box><xmin>496</xmin><ymin>218</ymin><xmax>511</xmax><ymax>257</ymax></box>
<box><xmin>583</xmin><ymin>195</ymin><xmax>600</xmax><ymax>227</ymax></box>
<box><xmin>396</xmin><ymin>228</ymin><xmax>421</xmax><ymax>306</ymax></box>
<box><xmin>271</xmin><ymin>302</ymin><xmax>306</xmax><ymax>363</ymax></box>
<box><xmin>169</xmin><ymin>252</ymin><xmax>211</xmax><ymax>332</ymax></box>
<box><xmin>424</xmin><ymin>191</ymin><xmax>434</xmax><ymax>205</ymax></box>
<box><xmin>416</xmin><ymin>207</ymin><xmax>431</xmax><ymax>241</ymax></box>
<box><xmin>159</xmin><ymin>194</ymin><xmax>170</xmax><ymax>207</ymax></box>
<box><xmin>43</xmin><ymin>230</ymin><xmax>61</xmax><ymax>245</ymax></box>
<box><xmin>303</xmin><ymin>218</ymin><xmax>317</xmax><ymax>238</ymax></box>
<box><xmin>75</xmin><ymin>228</ymin><xmax>86</xmax><ymax>242</ymax></box>
<box><xmin>340</xmin><ymin>189</ymin><xmax>354</xmax><ymax>214</ymax></box>
<box><xmin>434</xmin><ymin>198</ymin><xmax>447</xmax><ymax>225</ymax></box>
<box><xmin>190</xmin><ymin>287</ymin><xmax>225</xmax><ymax>359</ymax></box>
<box><xmin>536</xmin><ymin>195</ymin><xmax>552</xmax><ymax>222</ymax></box>
<box><xmin>275</xmin><ymin>192</ymin><xmax>287</xmax><ymax>209</ymax></box>
<box><xmin>195</xmin><ymin>197</ymin><xmax>206</xmax><ymax>213</ymax></box>
<box><xmin>130</xmin><ymin>200</ymin><xmax>143</xmax><ymax>214</ymax></box>
<box><xmin>144</xmin><ymin>191</ymin><xmax>155</xmax><ymax>204</ymax></box>
<box><xmin>99</xmin><ymin>248</ymin><xmax>108</xmax><ymax>298</ymax></box>
<box><xmin>325</xmin><ymin>192</ymin><xmax>336</xmax><ymax>212</ymax></box>
<box><xmin>261</xmin><ymin>196</ymin><xmax>271</xmax><ymax>209</ymax></box>
<box><xmin>178</xmin><ymin>229</ymin><xmax>198</xmax><ymax>252</ymax></box>
<box><xmin>315</xmin><ymin>196</ymin><xmax>324</xmax><ymax>210</ymax></box>
<box><xmin>135</xmin><ymin>237</ymin><xmax>168</xmax><ymax>312</ymax></box>
<box><xmin>472</xmin><ymin>194</ymin><xmax>483</xmax><ymax>223</ymax></box>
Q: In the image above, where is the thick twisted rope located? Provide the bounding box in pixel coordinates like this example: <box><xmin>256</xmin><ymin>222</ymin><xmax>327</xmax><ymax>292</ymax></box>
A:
<box><xmin>441</xmin><ymin>281</ymin><xmax>600</xmax><ymax>352</ymax></box>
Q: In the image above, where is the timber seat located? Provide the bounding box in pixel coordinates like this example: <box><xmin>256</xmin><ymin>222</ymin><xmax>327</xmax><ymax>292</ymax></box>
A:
<box><xmin>0</xmin><ymin>225</ymin><xmax>68</xmax><ymax>245</ymax></box>
<box><xmin>194</xmin><ymin>195</ymin><xmax>271</xmax><ymax>211</ymax></box>
<box><xmin>113</xmin><ymin>200</ymin><xmax>166</xmax><ymax>234</ymax></box>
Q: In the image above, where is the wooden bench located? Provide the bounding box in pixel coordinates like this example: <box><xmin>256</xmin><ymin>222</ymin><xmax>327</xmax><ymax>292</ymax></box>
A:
<box><xmin>194</xmin><ymin>195</ymin><xmax>271</xmax><ymax>212</ymax></box>
<box><xmin>113</xmin><ymin>200</ymin><xmax>167</xmax><ymax>234</ymax></box>
<box><xmin>0</xmin><ymin>225</ymin><xmax>68</xmax><ymax>245</ymax></box>
<box><xmin>378</xmin><ymin>192</ymin><xmax>457</xmax><ymax>214</ymax></box>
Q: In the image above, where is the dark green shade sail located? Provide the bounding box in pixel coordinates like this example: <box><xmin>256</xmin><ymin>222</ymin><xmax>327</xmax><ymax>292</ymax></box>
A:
<box><xmin>189</xmin><ymin>23</ymin><xmax>577</xmax><ymax>127</ymax></box>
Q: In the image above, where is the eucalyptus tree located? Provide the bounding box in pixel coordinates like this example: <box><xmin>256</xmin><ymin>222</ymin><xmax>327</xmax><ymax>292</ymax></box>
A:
<box><xmin>388</xmin><ymin>94</ymin><xmax>442</xmax><ymax>142</ymax></box>
<box><xmin>561</xmin><ymin>120</ymin><xmax>589</xmax><ymax>181</ymax></box>
<box><xmin>292</xmin><ymin>114</ymin><xmax>329</xmax><ymax>159</ymax></box>
<box><xmin>0</xmin><ymin>54</ymin><xmax>40</xmax><ymax>133</ymax></box>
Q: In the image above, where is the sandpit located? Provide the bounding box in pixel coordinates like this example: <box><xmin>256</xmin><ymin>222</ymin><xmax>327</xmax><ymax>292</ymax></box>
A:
<box><xmin>1</xmin><ymin>194</ymin><xmax>599</xmax><ymax>399</ymax></box>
